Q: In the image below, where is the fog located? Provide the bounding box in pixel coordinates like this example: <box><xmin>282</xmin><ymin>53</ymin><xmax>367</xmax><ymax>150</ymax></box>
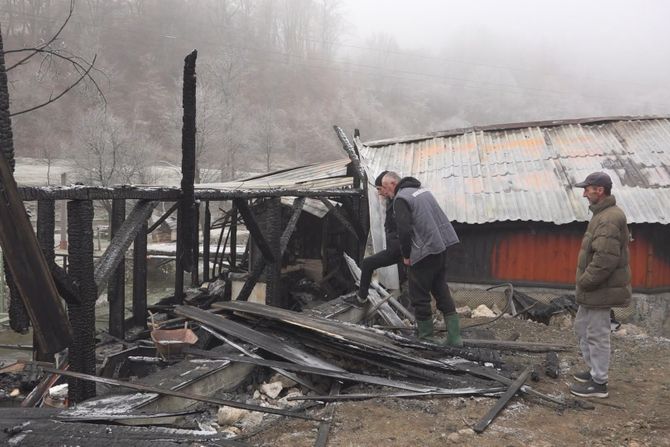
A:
<box><xmin>2</xmin><ymin>0</ymin><xmax>669</xmax><ymax>184</ymax></box>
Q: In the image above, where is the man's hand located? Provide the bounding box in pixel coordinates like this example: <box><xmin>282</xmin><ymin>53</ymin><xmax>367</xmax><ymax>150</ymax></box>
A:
<box><xmin>403</xmin><ymin>258</ymin><xmax>411</xmax><ymax>266</ymax></box>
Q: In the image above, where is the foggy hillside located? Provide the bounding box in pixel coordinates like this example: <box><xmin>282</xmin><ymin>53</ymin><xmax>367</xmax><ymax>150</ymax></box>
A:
<box><xmin>3</xmin><ymin>0</ymin><xmax>670</xmax><ymax>185</ymax></box>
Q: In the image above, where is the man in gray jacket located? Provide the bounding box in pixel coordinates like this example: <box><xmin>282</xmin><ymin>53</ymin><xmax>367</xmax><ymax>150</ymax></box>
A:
<box><xmin>571</xmin><ymin>171</ymin><xmax>631</xmax><ymax>398</ymax></box>
<box><xmin>381</xmin><ymin>172</ymin><xmax>462</xmax><ymax>345</ymax></box>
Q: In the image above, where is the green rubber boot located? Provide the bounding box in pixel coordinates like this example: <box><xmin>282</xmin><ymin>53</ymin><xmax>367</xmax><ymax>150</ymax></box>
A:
<box><xmin>416</xmin><ymin>319</ymin><xmax>434</xmax><ymax>339</ymax></box>
<box><xmin>444</xmin><ymin>312</ymin><xmax>463</xmax><ymax>346</ymax></box>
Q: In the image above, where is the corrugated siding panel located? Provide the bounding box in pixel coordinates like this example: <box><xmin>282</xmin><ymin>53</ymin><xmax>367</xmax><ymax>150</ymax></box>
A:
<box><xmin>360</xmin><ymin>117</ymin><xmax>670</xmax><ymax>225</ymax></box>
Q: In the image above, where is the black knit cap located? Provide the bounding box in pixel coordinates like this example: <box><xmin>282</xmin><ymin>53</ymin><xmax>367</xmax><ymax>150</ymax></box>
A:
<box><xmin>374</xmin><ymin>170</ymin><xmax>389</xmax><ymax>187</ymax></box>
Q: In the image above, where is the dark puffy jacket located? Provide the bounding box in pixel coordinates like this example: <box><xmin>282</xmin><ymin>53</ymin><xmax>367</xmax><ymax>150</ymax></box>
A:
<box><xmin>576</xmin><ymin>195</ymin><xmax>631</xmax><ymax>308</ymax></box>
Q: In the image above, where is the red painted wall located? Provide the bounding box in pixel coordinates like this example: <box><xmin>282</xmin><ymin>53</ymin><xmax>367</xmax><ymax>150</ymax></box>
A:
<box><xmin>490</xmin><ymin>228</ymin><xmax>669</xmax><ymax>289</ymax></box>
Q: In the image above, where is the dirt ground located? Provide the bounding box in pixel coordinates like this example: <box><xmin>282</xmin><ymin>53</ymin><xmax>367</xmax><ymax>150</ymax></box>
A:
<box><xmin>249</xmin><ymin>317</ymin><xmax>670</xmax><ymax>447</ymax></box>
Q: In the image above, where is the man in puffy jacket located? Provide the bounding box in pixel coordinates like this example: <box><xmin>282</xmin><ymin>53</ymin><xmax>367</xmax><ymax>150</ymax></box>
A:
<box><xmin>571</xmin><ymin>171</ymin><xmax>631</xmax><ymax>398</ymax></box>
<box><xmin>381</xmin><ymin>171</ymin><xmax>462</xmax><ymax>346</ymax></box>
<box><xmin>356</xmin><ymin>171</ymin><xmax>404</xmax><ymax>302</ymax></box>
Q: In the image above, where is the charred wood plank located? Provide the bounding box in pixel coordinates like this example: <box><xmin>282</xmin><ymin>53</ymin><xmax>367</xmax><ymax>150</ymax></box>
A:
<box><xmin>198</xmin><ymin>326</ymin><xmax>324</xmax><ymax>394</ymax></box>
<box><xmin>315</xmin><ymin>381</ymin><xmax>340</xmax><ymax>447</ymax></box>
<box><xmin>183</xmin><ymin>347</ymin><xmax>476</xmax><ymax>394</ymax></box>
<box><xmin>36</xmin><ymin>364</ymin><xmax>322</xmax><ymax>421</ymax></box>
<box><xmin>263</xmin><ymin>198</ymin><xmax>281</xmax><ymax>306</ymax></box>
<box><xmin>463</xmin><ymin>339</ymin><xmax>571</xmax><ymax>352</ymax></box>
<box><xmin>319</xmin><ymin>198</ymin><xmax>362</xmax><ymax>241</ymax></box>
<box><xmin>18</xmin><ymin>186</ymin><xmax>364</xmax><ymax>202</ymax></box>
<box><xmin>49</xmin><ymin>263</ymin><xmax>79</xmax><ymax>305</ymax></box>
<box><xmin>203</xmin><ymin>201</ymin><xmax>211</xmax><ymax>283</ymax></box>
<box><xmin>236</xmin><ymin>197</ymin><xmax>304</xmax><ymax>302</ymax></box>
<box><xmin>289</xmin><ymin>387</ymin><xmax>506</xmax><ymax>402</ymax></box>
<box><xmin>234</xmin><ymin>198</ymin><xmax>275</xmax><ymax>263</ymax></box>
<box><xmin>94</xmin><ymin>200</ymin><xmax>157</xmax><ymax>291</ymax></box>
<box><xmin>0</xmin><ymin>152</ymin><xmax>72</xmax><ymax>353</ymax></box>
<box><xmin>132</xmin><ymin>222</ymin><xmax>148</xmax><ymax>328</ymax></box>
<box><xmin>473</xmin><ymin>366</ymin><xmax>533</xmax><ymax>433</ymax></box>
<box><xmin>108</xmin><ymin>199</ymin><xmax>126</xmax><ymax>338</ymax></box>
<box><xmin>333</xmin><ymin>125</ymin><xmax>365</xmax><ymax>183</ymax></box>
<box><xmin>175</xmin><ymin>305</ymin><xmax>342</xmax><ymax>372</ymax></box>
<box><xmin>146</xmin><ymin>201</ymin><xmax>178</xmax><ymax>234</ymax></box>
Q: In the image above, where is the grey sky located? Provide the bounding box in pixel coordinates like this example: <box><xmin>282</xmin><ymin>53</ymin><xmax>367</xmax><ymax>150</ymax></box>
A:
<box><xmin>343</xmin><ymin>0</ymin><xmax>670</xmax><ymax>81</ymax></box>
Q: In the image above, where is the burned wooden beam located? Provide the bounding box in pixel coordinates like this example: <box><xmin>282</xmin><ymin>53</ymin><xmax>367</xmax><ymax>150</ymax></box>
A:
<box><xmin>315</xmin><ymin>381</ymin><xmax>341</xmax><ymax>447</ymax></box>
<box><xmin>463</xmin><ymin>339</ymin><xmax>571</xmax><ymax>352</ymax></box>
<box><xmin>108</xmin><ymin>198</ymin><xmax>126</xmax><ymax>339</ymax></box>
<box><xmin>333</xmin><ymin>125</ymin><xmax>365</xmax><ymax>183</ymax></box>
<box><xmin>319</xmin><ymin>198</ymin><xmax>362</xmax><ymax>241</ymax></box>
<box><xmin>289</xmin><ymin>387</ymin><xmax>506</xmax><ymax>402</ymax></box>
<box><xmin>0</xmin><ymin>152</ymin><xmax>72</xmax><ymax>353</ymax></box>
<box><xmin>234</xmin><ymin>198</ymin><xmax>276</xmax><ymax>263</ymax></box>
<box><xmin>67</xmin><ymin>199</ymin><xmax>97</xmax><ymax>402</ymax></box>
<box><xmin>132</xmin><ymin>221</ymin><xmax>148</xmax><ymax>328</ymax></box>
<box><xmin>183</xmin><ymin>347</ymin><xmax>485</xmax><ymax>394</ymax></box>
<box><xmin>473</xmin><ymin>366</ymin><xmax>533</xmax><ymax>433</ymax></box>
<box><xmin>35</xmin><ymin>364</ymin><xmax>322</xmax><ymax>421</ymax></box>
<box><xmin>94</xmin><ymin>200</ymin><xmax>157</xmax><ymax>291</ymax></box>
<box><xmin>49</xmin><ymin>263</ymin><xmax>80</xmax><ymax>305</ymax></box>
<box><xmin>146</xmin><ymin>201</ymin><xmax>178</xmax><ymax>234</ymax></box>
<box><xmin>175</xmin><ymin>305</ymin><xmax>342</xmax><ymax>372</ymax></box>
<box><xmin>236</xmin><ymin>197</ymin><xmax>305</xmax><ymax>302</ymax></box>
<box><xmin>198</xmin><ymin>325</ymin><xmax>323</xmax><ymax>394</ymax></box>
<box><xmin>178</xmin><ymin>50</ymin><xmax>198</xmax><ymax>278</ymax></box>
<box><xmin>264</xmin><ymin>198</ymin><xmax>282</xmax><ymax>306</ymax></box>
<box><xmin>18</xmin><ymin>185</ymin><xmax>364</xmax><ymax>201</ymax></box>
<box><xmin>203</xmin><ymin>201</ymin><xmax>211</xmax><ymax>283</ymax></box>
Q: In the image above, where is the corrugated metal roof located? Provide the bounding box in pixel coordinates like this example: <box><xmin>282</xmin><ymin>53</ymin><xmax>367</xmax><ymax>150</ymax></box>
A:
<box><xmin>196</xmin><ymin>158</ymin><xmax>353</xmax><ymax>191</ymax></box>
<box><xmin>358</xmin><ymin>117</ymin><xmax>670</xmax><ymax>224</ymax></box>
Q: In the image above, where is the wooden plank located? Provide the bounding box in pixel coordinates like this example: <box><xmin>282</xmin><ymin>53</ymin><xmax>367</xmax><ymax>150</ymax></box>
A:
<box><xmin>0</xmin><ymin>151</ymin><xmax>72</xmax><ymax>353</ymax></box>
<box><xmin>203</xmin><ymin>201</ymin><xmax>211</xmax><ymax>283</ymax></box>
<box><xmin>146</xmin><ymin>201</ymin><xmax>178</xmax><ymax>234</ymax></box>
<box><xmin>94</xmin><ymin>200</ymin><xmax>157</xmax><ymax>290</ymax></box>
<box><xmin>473</xmin><ymin>366</ymin><xmax>533</xmax><ymax>433</ymax></box>
<box><xmin>36</xmin><ymin>364</ymin><xmax>322</xmax><ymax>421</ymax></box>
<box><xmin>463</xmin><ymin>339</ymin><xmax>571</xmax><ymax>352</ymax></box>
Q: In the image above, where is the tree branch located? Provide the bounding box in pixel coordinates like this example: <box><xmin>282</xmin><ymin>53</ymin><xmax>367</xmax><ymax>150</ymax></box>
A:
<box><xmin>10</xmin><ymin>54</ymin><xmax>100</xmax><ymax>117</ymax></box>
<box><xmin>5</xmin><ymin>0</ymin><xmax>76</xmax><ymax>72</ymax></box>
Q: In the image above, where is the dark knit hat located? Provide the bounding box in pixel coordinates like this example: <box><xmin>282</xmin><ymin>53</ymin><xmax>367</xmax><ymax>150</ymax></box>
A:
<box><xmin>374</xmin><ymin>170</ymin><xmax>389</xmax><ymax>187</ymax></box>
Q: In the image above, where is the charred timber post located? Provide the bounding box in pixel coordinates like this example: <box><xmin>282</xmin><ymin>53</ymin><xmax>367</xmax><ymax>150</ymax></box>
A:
<box><xmin>178</xmin><ymin>50</ymin><xmax>198</xmax><ymax>280</ymax></box>
<box><xmin>108</xmin><ymin>199</ymin><xmax>126</xmax><ymax>338</ymax></box>
<box><xmin>203</xmin><ymin>201</ymin><xmax>211</xmax><ymax>283</ymax></box>
<box><xmin>333</xmin><ymin>125</ymin><xmax>365</xmax><ymax>188</ymax></box>
<box><xmin>191</xmin><ymin>201</ymin><xmax>200</xmax><ymax>287</ymax></box>
<box><xmin>233</xmin><ymin>199</ymin><xmax>276</xmax><ymax>263</ymax></box>
<box><xmin>264</xmin><ymin>198</ymin><xmax>282</xmax><ymax>307</ymax></box>
<box><xmin>132</xmin><ymin>222</ymin><xmax>148</xmax><ymax>328</ymax></box>
<box><xmin>230</xmin><ymin>204</ymin><xmax>237</xmax><ymax>269</ymax></box>
<box><xmin>35</xmin><ymin>200</ymin><xmax>56</xmax><ymax>362</ymax></box>
<box><xmin>67</xmin><ymin>200</ymin><xmax>97</xmax><ymax>402</ymax></box>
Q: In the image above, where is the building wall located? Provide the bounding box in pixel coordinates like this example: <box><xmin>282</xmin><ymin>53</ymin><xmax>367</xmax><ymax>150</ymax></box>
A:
<box><xmin>448</xmin><ymin>222</ymin><xmax>670</xmax><ymax>290</ymax></box>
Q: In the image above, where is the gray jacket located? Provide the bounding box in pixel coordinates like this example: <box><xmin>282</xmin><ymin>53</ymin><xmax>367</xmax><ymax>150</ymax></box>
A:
<box><xmin>393</xmin><ymin>177</ymin><xmax>459</xmax><ymax>265</ymax></box>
